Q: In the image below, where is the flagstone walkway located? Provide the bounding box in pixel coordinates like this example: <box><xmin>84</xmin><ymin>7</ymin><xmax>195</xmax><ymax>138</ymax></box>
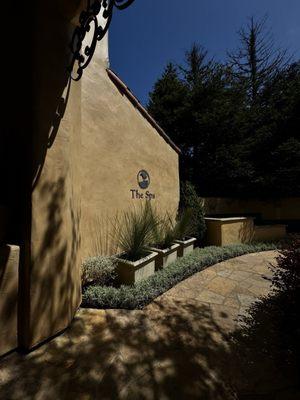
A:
<box><xmin>1</xmin><ymin>250</ymin><xmax>292</xmax><ymax>400</ymax></box>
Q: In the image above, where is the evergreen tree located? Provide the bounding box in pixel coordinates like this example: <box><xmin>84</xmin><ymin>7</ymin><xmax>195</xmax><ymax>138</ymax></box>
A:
<box><xmin>228</xmin><ymin>15</ymin><xmax>288</xmax><ymax>104</ymax></box>
<box><xmin>147</xmin><ymin>18</ymin><xmax>300</xmax><ymax>198</ymax></box>
<box><xmin>148</xmin><ymin>63</ymin><xmax>187</xmax><ymax>147</ymax></box>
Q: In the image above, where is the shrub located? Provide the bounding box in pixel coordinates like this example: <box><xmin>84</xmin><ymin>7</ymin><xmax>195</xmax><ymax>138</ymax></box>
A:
<box><xmin>174</xmin><ymin>208</ymin><xmax>193</xmax><ymax>241</ymax></box>
<box><xmin>115</xmin><ymin>202</ymin><xmax>158</xmax><ymax>261</ymax></box>
<box><xmin>271</xmin><ymin>238</ymin><xmax>300</xmax><ymax>295</ymax></box>
<box><xmin>82</xmin><ymin>256</ymin><xmax>117</xmax><ymax>287</ymax></box>
<box><xmin>82</xmin><ymin>242</ymin><xmax>278</xmax><ymax>309</ymax></box>
<box><xmin>270</xmin><ymin>239</ymin><xmax>300</xmax><ymax>365</ymax></box>
<box><xmin>230</xmin><ymin>239</ymin><xmax>300</xmax><ymax>376</ymax></box>
<box><xmin>180</xmin><ymin>181</ymin><xmax>206</xmax><ymax>241</ymax></box>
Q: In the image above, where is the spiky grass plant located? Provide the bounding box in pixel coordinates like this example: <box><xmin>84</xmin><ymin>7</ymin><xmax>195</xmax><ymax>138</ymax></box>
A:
<box><xmin>152</xmin><ymin>212</ymin><xmax>177</xmax><ymax>249</ymax></box>
<box><xmin>88</xmin><ymin>215</ymin><xmax>119</xmax><ymax>256</ymax></box>
<box><xmin>174</xmin><ymin>208</ymin><xmax>194</xmax><ymax>241</ymax></box>
<box><xmin>116</xmin><ymin>202</ymin><xmax>158</xmax><ymax>261</ymax></box>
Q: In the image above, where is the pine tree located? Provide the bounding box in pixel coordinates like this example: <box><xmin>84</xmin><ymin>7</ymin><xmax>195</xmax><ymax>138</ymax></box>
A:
<box><xmin>228</xmin><ymin>16</ymin><xmax>288</xmax><ymax>104</ymax></box>
<box><xmin>148</xmin><ymin>63</ymin><xmax>187</xmax><ymax>146</ymax></box>
<box><xmin>147</xmin><ymin>22</ymin><xmax>299</xmax><ymax>198</ymax></box>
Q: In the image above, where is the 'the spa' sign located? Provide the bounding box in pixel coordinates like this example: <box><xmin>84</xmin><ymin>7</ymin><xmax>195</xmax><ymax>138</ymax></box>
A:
<box><xmin>130</xmin><ymin>170</ymin><xmax>156</xmax><ymax>200</ymax></box>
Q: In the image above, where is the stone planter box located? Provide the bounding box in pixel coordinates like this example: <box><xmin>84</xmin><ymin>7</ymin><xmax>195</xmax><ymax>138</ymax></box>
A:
<box><xmin>205</xmin><ymin>217</ymin><xmax>254</xmax><ymax>246</ymax></box>
<box><xmin>205</xmin><ymin>217</ymin><xmax>287</xmax><ymax>246</ymax></box>
<box><xmin>116</xmin><ymin>251</ymin><xmax>157</xmax><ymax>285</ymax></box>
<box><xmin>147</xmin><ymin>243</ymin><xmax>180</xmax><ymax>270</ymax></box>
<box><xmin>174</xmin><ymin>237</ymin><xmax>197</xmax><ymax>257</ymax></box>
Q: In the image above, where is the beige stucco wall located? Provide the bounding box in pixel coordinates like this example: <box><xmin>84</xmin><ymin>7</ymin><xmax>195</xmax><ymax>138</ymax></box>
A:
<box><xmin>0</xmin><ymin>245</ymin><xmax>19</xmax><ymax>356</ymax></box>
<box><xmin>21</xmin><ymin>1</ymin><xmax>179</xmax><ymax>349</ymax></box>
<box><xmin>205</xmin><ymin>217</ymin><xmax>287</xmax><ymax>246</ymax></box>
<box><xmin>204</xmin><ymin>197</ymin><xmax>300</xmax><ymax>221</ymax></box>
<box><xmin>19</xmin><ymin>1</ymin><xmax>83</xmax><ymax>349</ymax></box>
<box><xmin>80</xmin><ymin>48</ymin><xmax>179</xmax><ymax>259</ymax></box>
<box><xmin>253</xmin><ymin>225</ymin><xmax>287</xmax><ymax>242</ymax></box>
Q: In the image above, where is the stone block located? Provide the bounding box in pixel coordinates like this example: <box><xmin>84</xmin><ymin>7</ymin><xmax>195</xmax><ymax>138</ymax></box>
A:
<box><xmin>116</xmin><ymin>252</ymin><xmax>157</xmax><ymax>285</ymax></box>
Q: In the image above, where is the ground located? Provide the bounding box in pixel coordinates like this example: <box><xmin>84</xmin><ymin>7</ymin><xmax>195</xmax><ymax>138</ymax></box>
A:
<box><xmin>0</xmin><ymin>250</ymin><xmax>298</xmax><ymax>399</ymax></box>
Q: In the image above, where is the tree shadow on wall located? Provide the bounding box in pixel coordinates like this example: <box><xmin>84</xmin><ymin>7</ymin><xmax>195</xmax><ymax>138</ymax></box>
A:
<box><xmin>16</xmin><ymin>2</ymin><xmax>83</xmax><ymax>347</ymax></box>
<box><xmin>1</xmin><ymin>0</ymin><xmax>86</xmax><ymax>356</ymax></box>
<box><xmin>0</xmin><ymin>1</ymin><xmax>80</xmax><ymax>244</ymax></box>
<box><xmin>19</xmin><ymin>176</ymin><xmax>81</xmax><ymax>347</ymax></box>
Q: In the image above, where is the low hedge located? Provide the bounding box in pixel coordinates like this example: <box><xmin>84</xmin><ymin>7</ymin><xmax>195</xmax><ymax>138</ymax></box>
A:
<box><xmin>82</xmin><ymin>243</ymin><xmax>278</xmax><ymax>310</ymax></box>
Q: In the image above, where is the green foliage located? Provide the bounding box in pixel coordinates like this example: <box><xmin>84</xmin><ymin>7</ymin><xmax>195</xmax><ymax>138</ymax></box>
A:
<box><xmin>147</xmin><ymin>18</ymin><xmax>300</xmax><ymax>197</ymax></box>
<box><xmin>151</xmin><ymin>209</ymin><xmax>193</xmax><ymax>249</ymax></box>
<box><xmin>270</xmin><ymin>239</ymin><xmax>300</xmax><ymax>366</ymax></box>
<box><xmin>228</xmin><ymin>15</ymin><xmax>288</xmax><ymax>103</ymax></box>
<box><xmin>174</xmin><ymin>208</ymin><xmax>194</xmax><ymax>241</ymax></box>
<box><xmin>231</xmin><ymin>239</ymin><xmax>300</xmax><ymax>375</ymax></box>
<box><xmin>180</xmin><ymin>182</ymin><xmax>206</xmax><ymax>241</ymax></box>
<box><xmin>115</xmin><ymin>202</ymin><xmax>158</xmax><ymax>261</ymax></box>
<box><xmin>272</xmin><ymin>238</ymin><xmax>300</xmax><ymax>295</ymax></box>
<box><xmin>82</xmin><ymin>242</ymin><xmax>278</xmax><ymax>310</ymax></box>
<box><xmin>151</xmin><ymin>212</ymin><xmax>176</xmax><ymax>249</ymax></box>
<box><xmin>148</xmin><ymin>63</ymin><xmax>188</xmax><ymax>147</ymax></box>
<box><xmin>82</xmin><ymin>256</ymin><xmax>117</xmax><ymax>287</ymax></box>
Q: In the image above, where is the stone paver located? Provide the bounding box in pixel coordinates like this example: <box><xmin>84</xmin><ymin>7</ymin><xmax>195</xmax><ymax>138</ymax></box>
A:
<box><xmin>0</xmin><ymin>250</ymin><xmax>283</xmax><ymax>400</ymax></box>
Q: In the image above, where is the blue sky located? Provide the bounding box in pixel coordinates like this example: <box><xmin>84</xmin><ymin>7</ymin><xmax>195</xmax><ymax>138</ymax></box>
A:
<box><xmin>110</xmin><ymin>0</ymin><xmax>300</xmax><ymax>105</ymax></box>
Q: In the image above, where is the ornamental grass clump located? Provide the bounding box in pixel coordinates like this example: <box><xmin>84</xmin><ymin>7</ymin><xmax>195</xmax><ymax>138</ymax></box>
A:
<box><xmin>151</xmin><ymin>208</ymin><xmax>194</xmax><ymax>249</ymax></box>
<box><xmin>152</xmin><ymin>212</ymin><xmax>176</xmax><ymax>249</ymax></box>
<box><xmin>174</xmin><ymin>208</ymin><xmax>194</xmax><ymax>241</ymax></box>
<box><xmin>116</xmin><ymin>202</ymin><xmax>158</xmax><ymax>261</ymax></box>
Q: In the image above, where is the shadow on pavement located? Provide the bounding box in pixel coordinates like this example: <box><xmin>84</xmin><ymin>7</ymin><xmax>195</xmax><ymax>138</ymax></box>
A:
<box><xmin>0</xmin><ymin>293</ymin><xmax>299</xmax><ymax>399</ymax></box>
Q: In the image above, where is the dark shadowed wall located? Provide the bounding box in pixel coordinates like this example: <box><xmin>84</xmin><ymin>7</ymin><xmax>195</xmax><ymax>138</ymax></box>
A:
<box><xmin>18</xmin><ymin>0</ymin><xmax>179</xmax><ymax>350</ymax></box>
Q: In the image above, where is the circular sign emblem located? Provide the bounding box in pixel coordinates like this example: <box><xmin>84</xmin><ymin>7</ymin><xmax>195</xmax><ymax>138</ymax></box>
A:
<box><xmin>137</xmin><ymin>170</ymin><xmax>150</xmax><ymax>189</ymax></box>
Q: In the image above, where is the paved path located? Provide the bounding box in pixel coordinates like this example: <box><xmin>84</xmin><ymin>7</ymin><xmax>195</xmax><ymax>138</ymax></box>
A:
<box><xmin>0</xmin><ymin>251</ymin><xmax>287</xmax><ymax>399</ymax></box>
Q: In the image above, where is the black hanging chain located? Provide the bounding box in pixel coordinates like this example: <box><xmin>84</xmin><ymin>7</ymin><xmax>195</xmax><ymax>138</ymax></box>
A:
<box><xmin>69</xmin><ymin>0</ymin><xmax>135</xmax><ymax>81</ymax></box>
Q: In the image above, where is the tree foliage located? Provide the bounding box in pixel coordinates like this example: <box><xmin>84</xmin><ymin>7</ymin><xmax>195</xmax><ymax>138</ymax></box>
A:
<box><xmin>180</xmin><ymin>181</ymin><xmax>206</xmax><ymax>242</ymax></box>
<box><xmin>148</xmin><ymin>17</ymin><xmax>300</xmax><ymax>198</ymax></box>
<box><xmin>228</xmin><ymin>15</ymin><xmax>288</xmax><ymax>103</ymax></box>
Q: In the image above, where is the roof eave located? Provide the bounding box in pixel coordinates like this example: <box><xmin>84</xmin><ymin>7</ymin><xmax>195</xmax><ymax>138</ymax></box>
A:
<box><xmin>106</xmin><ymin>68</ymin><xmax>181</xmax><ymax>155</ymax></box>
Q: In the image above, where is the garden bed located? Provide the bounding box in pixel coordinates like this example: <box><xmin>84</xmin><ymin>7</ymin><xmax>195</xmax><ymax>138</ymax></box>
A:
<box><xmin>82</xmin><ymin>242</ymin><xmax>278</xmax><ymax>310</ymax></box>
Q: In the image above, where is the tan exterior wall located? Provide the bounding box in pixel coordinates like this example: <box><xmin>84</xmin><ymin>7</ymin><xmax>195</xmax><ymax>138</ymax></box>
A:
<box><xmin>253</xmin><ymin>225</ymin><xmax>287</xmax><ymax>242</ymax></box>
<box><xmin>0</xmin><ymin>245</ymin><xmax>19</xmax><ymax>356</ymax></box>
<box><xmin>19</xmin><ymin>1</ymin><xmax>84</xmax><ymax>349</ymax></box>
<box><xmin>204</xmin><ymin>197</ymin><xmax>300</xmax><ymax>221</ymax></box>
<box><xmin>205</xmin><ymin>218</ymin><xmax>287</xmax><ymax>246</ymax></box>
<box><xmin>21</xmin><ymin>1</ymin><xmax>179</xmax><ymax>349</ymax></box>
<box><xmin>80</xmin><ymin>57</ymin><xmax>179</xmax><ymax>260</ymax></box>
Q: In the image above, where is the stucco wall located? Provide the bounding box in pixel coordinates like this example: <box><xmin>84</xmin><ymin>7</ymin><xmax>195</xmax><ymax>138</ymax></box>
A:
<box><xmin>205</xmin><ymin>217</ymin><xmax>287</xmax><ymax>246</ymax></box>
<box><xmin>80</xmin><ymin>55</ymin><xmax>179</xmax><ymax>259</ymax></box>
<box><xmin>0</xmin><ymin>245</ymin><xmax>19</xmax><ymax>356</ymax></box>
<box><xmin>204</xmin><ymin>197</ymin><xmax>300</xmax><ymax>221</ymax></box>
<box><xmin>22</xmin><ymin>1</ymin><xmax>179</xmax><ymax>349</ymax></box>
<box><xmin>19</xmin><ymin>1</ymin><xmax>83</xmax><ymax>349</ymax></box>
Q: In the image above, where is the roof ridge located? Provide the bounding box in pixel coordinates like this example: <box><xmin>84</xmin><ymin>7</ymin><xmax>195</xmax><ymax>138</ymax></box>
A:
<box><xmin>106</xmin><ymin>68</ymin><xmax>181</xmax><ymax>154</ymax></box>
